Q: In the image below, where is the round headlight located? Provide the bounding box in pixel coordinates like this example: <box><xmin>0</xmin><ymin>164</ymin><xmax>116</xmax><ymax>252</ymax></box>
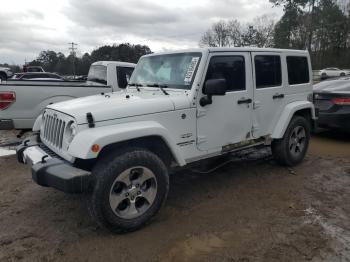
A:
<box><xmin>65</xmin><ymin>121</ymin><xmax>77</xmax><ymax>143</ymax></box>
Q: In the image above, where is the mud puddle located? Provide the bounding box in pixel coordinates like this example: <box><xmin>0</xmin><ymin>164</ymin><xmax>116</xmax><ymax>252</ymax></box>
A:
<box><xmin>310</xmin><ymin>130</ymin><xmax>350</xmax><ymax>157</ymax></box>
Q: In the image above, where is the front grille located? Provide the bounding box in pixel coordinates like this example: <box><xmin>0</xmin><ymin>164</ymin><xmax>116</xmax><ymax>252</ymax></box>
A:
<box><xmin>41</xmin><ymin>112</ymin><xmax>67</xmax><ymax>150</ymax></box>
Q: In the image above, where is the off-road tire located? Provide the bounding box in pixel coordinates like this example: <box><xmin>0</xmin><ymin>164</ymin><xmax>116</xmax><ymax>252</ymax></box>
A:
<box><xmin>87</xmin><ymin>148</ymin><xmax>169</xmax><ymax>233</ymax></box>
<box><xmin>271</xmin><ymin>116</ymin><xmax>310</xmax><ymax>166</ymax></box>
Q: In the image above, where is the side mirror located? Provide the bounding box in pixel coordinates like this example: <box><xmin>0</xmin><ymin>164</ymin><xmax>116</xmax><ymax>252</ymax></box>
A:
<box><xmin>200</xmin><ymin>79</ymin><xmax>227</xmax><ymax>106</ymax></box>
<box><xmin>203</xmin><ymin>79</ymin><xmax>227</xmax><ymax>96</ymax></box>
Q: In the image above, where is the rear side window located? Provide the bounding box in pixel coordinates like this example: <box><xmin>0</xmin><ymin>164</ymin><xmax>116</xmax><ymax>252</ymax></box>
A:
<box><xmin>255</xmin><ymin>55</ymin><xmax>282</xmax><ymax>88</ymax></box>
<box><xmin>205</xmin><ymin>56</ymin><xmax>245</xmax><ymax>91</ymax></box>
<box><xmin>287</xmin><ymin>56</ymin><xmax>309</xmax><ymax>85</ymax></box>
<box><xmin>117</xmin><ymin>67</ymin><xmax>135</xmax><ymax>89</ymax></box>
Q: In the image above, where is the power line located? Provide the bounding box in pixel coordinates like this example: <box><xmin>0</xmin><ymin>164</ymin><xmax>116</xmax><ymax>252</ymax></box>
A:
<box><xmin>68</xmin><ymin>42</ymin><xmax>78</xmax><ymax>54</ymax></box>
<box><xmin>68</xmin><ymin>42</ymin><xmax>78</xmax><ymax>77</ymax></box>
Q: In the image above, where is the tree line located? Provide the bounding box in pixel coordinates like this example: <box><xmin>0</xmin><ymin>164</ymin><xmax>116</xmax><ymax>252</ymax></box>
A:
<box><xmin>26</xmin><ymin>43</ymin><xmax>152</xmax><ymax>75</ymax></box>
<box><xmin>200</xmin><ymin>0</ymin><xmax>350</xmax><ymax>69</ymax></box>
<box><xmin>4</xmin><ymin>0</ymin><xmax>349</xmax><ymax>73</ymax></box>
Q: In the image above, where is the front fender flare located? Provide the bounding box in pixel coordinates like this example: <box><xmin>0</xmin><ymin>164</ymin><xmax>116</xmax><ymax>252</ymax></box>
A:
<box><xmin>68</xmin><ymin>121</ymin><xmax>186</xmax><ymax>166</ymax></box>
<box><xmin>271</xmin><ymin>101</ymin><xmax>315</xmax><ymax>139</ymax></box>
<box><xmin>32</xmin><ymin>114</ymin><xmax>43</xmax><ymax>132</ymax></box>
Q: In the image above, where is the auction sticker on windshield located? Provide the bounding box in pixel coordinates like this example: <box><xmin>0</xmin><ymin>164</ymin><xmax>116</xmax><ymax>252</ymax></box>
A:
<box><xmin>184</xmin><ymin>57</ymin><xmax>200</xmax><ymax>84</ymax></box>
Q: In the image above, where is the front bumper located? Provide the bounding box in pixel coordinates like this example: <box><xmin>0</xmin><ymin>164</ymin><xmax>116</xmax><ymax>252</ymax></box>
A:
<box><xmin>16</xmin><ymin>136</ymin><xmax>91</xmax><ymax>193</ymax></box>
<box><xmin>0</xmin><ymin>119</ymin><xmax>14</xmax><ymax>130</ymax></box>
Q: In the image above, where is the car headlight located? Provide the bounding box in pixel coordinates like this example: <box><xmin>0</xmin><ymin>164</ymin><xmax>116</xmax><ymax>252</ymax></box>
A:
<box><xmin>64</xmin><ymin>121</ymin><xmax>77</xmax><ymax>143</ymax></box>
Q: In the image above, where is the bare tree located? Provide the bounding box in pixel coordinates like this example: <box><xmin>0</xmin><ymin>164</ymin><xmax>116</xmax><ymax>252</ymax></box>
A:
<box><xmin>200</xmin><ymin>15</ymin><xmax>275</xmax><ymax>48</ymax></box>
<box><xmin>200</xmin><ymin>20</ymin><xmax>231</xmax><ymax>47</ymax></box>
<box><xmin>200</xmin><ymin>30</ymin><xmax>217</xmax><ymax>47</ymax></box>
<box><xmin>212</xmin><ymin>21</ymin><xmax>230</xmax><ymax>46</ymax></box>
<box><xmin>251</xmin><ymin>14</ymin><xmax>276</xmax><ymax>47</ymax></box>
<box><xmin>227</xmin><ymin>20</ymin><xmax>243</xmax><ymax>46</ymax></box>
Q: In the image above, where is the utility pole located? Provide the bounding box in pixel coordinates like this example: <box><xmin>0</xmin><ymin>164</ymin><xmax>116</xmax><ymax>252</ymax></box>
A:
<box><xmin>68</xmin><ymin>42</ymin><xmax>78</xmax><ymax>78</ymax></box>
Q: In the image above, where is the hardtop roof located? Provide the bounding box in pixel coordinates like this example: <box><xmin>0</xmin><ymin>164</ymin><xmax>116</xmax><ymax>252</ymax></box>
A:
<box><xmin>208</xmin><ymin>47</ymin><xmax>308</xmax><ymax>54</ymax></box>
<box><xmin>143</xmin><ymin>47</ymin><xmax>309</xmax><ymax>57</ymax></box>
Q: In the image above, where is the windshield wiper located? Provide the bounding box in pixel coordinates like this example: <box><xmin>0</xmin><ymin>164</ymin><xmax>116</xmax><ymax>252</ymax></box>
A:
<box><xmin>146</xmin><ymin>83</ymin><xmax>169</xmax><ymax>95</ymax></box>
<box><xmin>128</xmin><ymin>82</ymin><xmax>143</xmax><ymax>92</ymax></box>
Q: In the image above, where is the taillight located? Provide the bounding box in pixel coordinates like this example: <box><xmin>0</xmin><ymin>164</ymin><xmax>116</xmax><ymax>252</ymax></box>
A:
<box><xmin>0</xmin><ymin>92</ymin><xmax>16</xmax><ymax>110</ymax></box>
<box><xmin>331</xmin><ymin>98</ymin><xmax>350</xmax><ymax>105</ymax></box>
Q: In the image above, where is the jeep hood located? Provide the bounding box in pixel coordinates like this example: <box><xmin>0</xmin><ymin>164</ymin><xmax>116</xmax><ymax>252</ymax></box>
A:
<box><xmin>47</xmin><ymin>90</ymin><xmax>191</xmax><ymax>124</ymax></box>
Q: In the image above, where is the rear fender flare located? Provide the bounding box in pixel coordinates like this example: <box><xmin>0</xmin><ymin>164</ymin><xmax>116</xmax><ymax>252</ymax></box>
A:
<box><xmin>271</xmin><ymin>101</ymin><xmax>315</xmax><ymax>139</ymax></box>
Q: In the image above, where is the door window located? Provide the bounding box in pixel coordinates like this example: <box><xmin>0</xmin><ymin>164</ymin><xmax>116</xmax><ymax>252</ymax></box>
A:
<box><xmin>255</xmin><ymin>55</ymin><xmax>282</xmax><ymax>88</ymax></box>
<box><xmin>286</xmin><ymin>56</ymin><xmax>309</xmax><ymax>85</ymax></box>
<box><xmin>205</xmin><ymin>56</ymin><xmax>245</xmax><ymax>92</ymax></box>
<box><xmin>117</xmin><ymin>66</ymin><xmax>135</xmax><ymax>89</ymax></box>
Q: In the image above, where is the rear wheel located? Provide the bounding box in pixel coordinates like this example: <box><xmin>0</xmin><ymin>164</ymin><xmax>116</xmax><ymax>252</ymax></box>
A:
<box><xmin>88</xmin><ymin>148</ymin><xmax>169</xmax><ymax>233</ymax></box>
<box><xmin>340</xmin><ymin>72</ymin><xmax>346</xmax><ymax>77</ymax></box>
<box><xmin>272</xmin><ymin>116</ymin><xmax>310</xmax><ymax>166</ymax></box>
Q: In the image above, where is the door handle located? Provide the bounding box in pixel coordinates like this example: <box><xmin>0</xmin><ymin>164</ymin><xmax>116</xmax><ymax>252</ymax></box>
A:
<box><xmin>237</xmin><ymin>98</ymin><xmax>252</xmax><ymax>104</ymax></box>
<box><xmin>273</xmin><ymin>93</ymin><xmax>285</xmax><ymax>99</ymax></box>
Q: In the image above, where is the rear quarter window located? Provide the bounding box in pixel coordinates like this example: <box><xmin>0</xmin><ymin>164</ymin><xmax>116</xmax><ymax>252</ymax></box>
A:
<box><xmin>287</xmin><ymin>56</ymin><xmax>310</xmax><ymax>85</ymax></box>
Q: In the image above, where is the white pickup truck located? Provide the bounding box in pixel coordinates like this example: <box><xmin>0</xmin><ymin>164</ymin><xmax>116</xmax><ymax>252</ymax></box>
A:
<box><xmin>0</xmin><ymin>61</ymin><xmax>135</xmax><ymax>130</ymax></box>
<box><xmin>17</xmin><ymin>47</ymin><xmax>316</xmax><ymax>233</ymax></box>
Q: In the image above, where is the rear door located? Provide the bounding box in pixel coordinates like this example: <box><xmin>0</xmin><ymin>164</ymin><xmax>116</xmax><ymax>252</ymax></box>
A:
<box><xmin>196</xmin><ymin>52</ymin><xmax>253</xmax><ymax>151</ymax></box>
<box><xmin>252</xmin><ymin>52</ymin><xmax>286</xmax><ymax>138</ymax></box>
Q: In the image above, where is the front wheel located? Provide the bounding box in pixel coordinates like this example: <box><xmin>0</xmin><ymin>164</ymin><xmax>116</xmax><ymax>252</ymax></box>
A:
<box><xmin>88</xmin><ymin>148</ymin><xmax>169</xmax><ymax>233</ymax></box>
<box><xmin>272</xmin><ymin>116</ymin><xmax>310</xmax><ymax>166</ymax></box>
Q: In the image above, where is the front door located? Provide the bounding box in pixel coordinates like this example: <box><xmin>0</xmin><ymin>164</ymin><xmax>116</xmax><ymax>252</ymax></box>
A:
<box><xmin>197</xmin><ymin>52</ymin><xmax>253</xmax><ymax>151</ymax></box>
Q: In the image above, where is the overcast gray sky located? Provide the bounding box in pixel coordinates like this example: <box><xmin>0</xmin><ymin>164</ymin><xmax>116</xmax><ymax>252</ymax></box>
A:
<box><xmin>0</xmin><ymin>0</ymin><xmax>282</xmax><ymax>65</ymax></box>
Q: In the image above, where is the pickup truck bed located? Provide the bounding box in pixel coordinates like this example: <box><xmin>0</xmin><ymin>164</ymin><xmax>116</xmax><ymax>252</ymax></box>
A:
<box><xmin>0</xmin><ymin>81</ymin><xmax>112</xmax><ymax>129</ymax></box>
<box><xmin>0</xmin><ymin>60</ymin><xmax>136</xmax><ymax>130</ymax></box>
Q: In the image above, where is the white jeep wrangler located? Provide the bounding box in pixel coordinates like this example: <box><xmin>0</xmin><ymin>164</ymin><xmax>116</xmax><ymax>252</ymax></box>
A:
<box><xmin>17</xmin><ymin>47</ymin><xmax>316</xmax><ymax>233</ymax></box>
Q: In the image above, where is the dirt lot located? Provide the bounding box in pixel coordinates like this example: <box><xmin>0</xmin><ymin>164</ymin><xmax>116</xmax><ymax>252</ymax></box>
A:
<box><xmin>0</xmin><ymin>130</ymin><xmax>350</xmax><ymax>262</ymax></box>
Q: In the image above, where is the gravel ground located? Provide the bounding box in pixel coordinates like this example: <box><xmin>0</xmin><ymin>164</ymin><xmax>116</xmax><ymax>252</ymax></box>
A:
<box><xmin>0</xmin><ymin>130</ymin><xmax>350</xmax><ymax>262</ymax></box>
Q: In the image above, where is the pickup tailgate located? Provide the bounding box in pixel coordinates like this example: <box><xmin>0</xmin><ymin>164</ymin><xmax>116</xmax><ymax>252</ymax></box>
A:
<box><xmin>0</xmin><ymin>82</ymin><xmax>112</xmax><ymax>129</ymax></box>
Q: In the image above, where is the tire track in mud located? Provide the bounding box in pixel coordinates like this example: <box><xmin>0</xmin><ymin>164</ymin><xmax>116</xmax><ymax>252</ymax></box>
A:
<box><xmin>0</xmin><ymin>131</ymin><xmax>349</xmax><ymax>261</ymax></box>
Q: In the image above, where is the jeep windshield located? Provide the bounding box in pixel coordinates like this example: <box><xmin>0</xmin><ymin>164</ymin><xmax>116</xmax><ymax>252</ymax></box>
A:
<box><xmin>129</xmin><ymin>52</ymin><xmax>202</xmax><ymax>90</ymax></box>
<box><xmin>87</xmin><ymin>65</ymin><xmax>107</xmax><ymax>85</ymax></box>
